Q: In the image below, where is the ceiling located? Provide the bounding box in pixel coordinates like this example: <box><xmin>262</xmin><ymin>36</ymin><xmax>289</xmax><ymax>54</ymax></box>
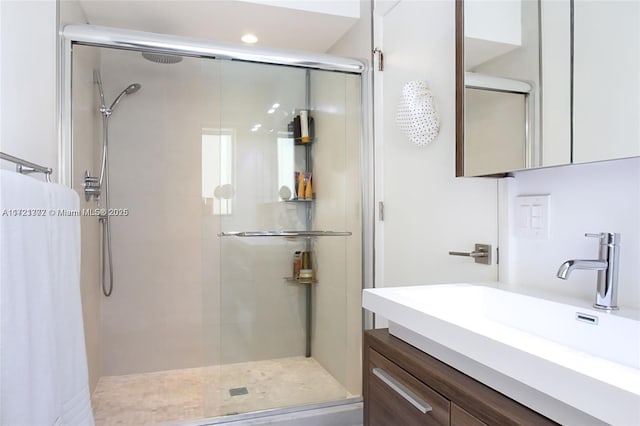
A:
<box><xmin>77</xmin><ymin>0</ymin><xmax>362</xmax><ymax>53</ymax></box>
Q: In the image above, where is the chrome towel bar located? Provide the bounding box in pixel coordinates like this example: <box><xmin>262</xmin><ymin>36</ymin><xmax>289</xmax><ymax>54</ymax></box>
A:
<box><xmin>219</xmin><ymin>230</ymin><xmax>352</xmax><ymax>237</ymax></box>
<box><xmin>0</xmin><ymin>152</ymin><xmax>53</xmax><ymax>182</ymax></box>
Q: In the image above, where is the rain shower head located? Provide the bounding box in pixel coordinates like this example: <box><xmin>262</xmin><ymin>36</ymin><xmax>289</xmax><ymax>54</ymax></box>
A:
<box><xmin>109</xmin><ymin>83</ymin><xmax>142</xmax><ymax>112</ymax></box>
<box><xmin>142</xmin><ymin>52</ymin><xmax>183</xmax><ymax>64</ymax></box>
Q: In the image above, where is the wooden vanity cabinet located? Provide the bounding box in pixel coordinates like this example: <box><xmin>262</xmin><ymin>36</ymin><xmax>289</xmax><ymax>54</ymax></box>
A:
<box><xmin>364</xmin><ymin>329</ymin><xmax>558</xmax><ymax>426</ymax></box>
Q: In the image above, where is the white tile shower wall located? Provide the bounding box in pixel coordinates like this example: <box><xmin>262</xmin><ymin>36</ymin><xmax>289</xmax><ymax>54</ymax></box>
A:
<box><xmin>310</xmin><ymin>71</ymin><xmax>362</xmax><ymax>396</ymax></box>
<box><xmin>69</xmin><ymin>44</ymin><xmax>102</xmax><ymax>393</ymax></box>
<box><xmin>326</xmin><ymin>0</ymin><xmax>370</xmax><ymax>396</ymax></box>
<box><xmin>99</xmin><ymin>51</ymin><xmax>209</xmax><ymax>375</ymax></box>
<box><xmin>98</xmin><ymin>50</ymin><xmax>312</xmax><ymax>375</ymax></box>
<box><xmin>503</xmin><ymin>158</ymin><xmax>640</xmax><ymax>310</ymax></box>
<box><xmin>212</xmin><ymin>61</ymin><xmax>308</xmax><ymax>365</ymax></box>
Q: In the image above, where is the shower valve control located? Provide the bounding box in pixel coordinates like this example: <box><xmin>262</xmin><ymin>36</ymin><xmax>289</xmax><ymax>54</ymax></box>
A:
<box><xmin>83</xmin><ymin>170</ymin><xmax>101</xmax><ymax>201</ymax></box>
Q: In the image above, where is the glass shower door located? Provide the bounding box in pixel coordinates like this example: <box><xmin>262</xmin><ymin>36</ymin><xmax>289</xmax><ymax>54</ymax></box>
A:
<box><xmin>202</xmin><ymin>60</ymin><xmax>361</xmax><ymax>418</ymax></box>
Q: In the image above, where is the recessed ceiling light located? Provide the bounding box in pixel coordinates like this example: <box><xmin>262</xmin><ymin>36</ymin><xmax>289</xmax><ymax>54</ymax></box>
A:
<box><xmin>267</xmin><ymin>108</ymin><xmax>276</xmax><ymax>114</ymax></box>
<box><xmin>241</xmin><ymin>34</ymin><xmax>258</xmax><ymax>44</ymax></box>
<box><xmin>272</xmin><ymin>103</ymin><xmax>280</xmax><ymax>109</ymax></box>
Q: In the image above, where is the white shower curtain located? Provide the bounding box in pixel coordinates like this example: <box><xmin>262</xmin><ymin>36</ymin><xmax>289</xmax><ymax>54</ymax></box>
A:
<box><xmin>0</xmin><ymin>170</ymin><xmax>94</xmax><ymax>426</ymax></box>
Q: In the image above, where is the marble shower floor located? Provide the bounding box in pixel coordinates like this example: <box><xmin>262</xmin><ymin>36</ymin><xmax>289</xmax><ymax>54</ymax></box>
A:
<box><xmin>91</xmin><ymin>357</ymin><xmax>351</xmax><ymax>426</ymax></box>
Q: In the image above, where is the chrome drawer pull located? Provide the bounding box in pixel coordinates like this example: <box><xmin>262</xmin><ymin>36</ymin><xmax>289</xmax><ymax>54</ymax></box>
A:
<box><xmin>372</xmin><ymin>367</ymin><xmax>433</xmax><ymax>414</ymax></box>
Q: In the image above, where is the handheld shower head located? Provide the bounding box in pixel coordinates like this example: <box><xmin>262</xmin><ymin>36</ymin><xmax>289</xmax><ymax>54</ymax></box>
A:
<box><xmin>125</xmin><ymin>83</ymin><xmax>142</xmax><ymax>94</ymax></box>
<box><xmin>109</xmin><ymin>83</ymin><xmax>142</xmax><ymax>112</ymax></box>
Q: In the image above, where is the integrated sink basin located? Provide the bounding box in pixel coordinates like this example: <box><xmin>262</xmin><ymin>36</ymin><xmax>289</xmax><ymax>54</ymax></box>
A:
<box><xmin>363</xmin><ymin>283</ymin><xmax>640</xmax><ymax>425</ymax></box>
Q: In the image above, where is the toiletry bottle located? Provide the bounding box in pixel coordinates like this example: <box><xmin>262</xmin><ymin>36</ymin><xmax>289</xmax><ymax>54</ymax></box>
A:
<box><xmin>300</xmin><ymin>110</ymin><xmax>310</xmax><ymax>143</ymax></box>
<box><xmin>300</xmin><ymin>251</ymin><xmax>313</xmax><ymax>280</ymax></box>
<box><xmin>294</xmin><ymin>115</ymin><xmax>302</xmax><ymax>141</ymax></box>
<box><xmin>288</xmin><ymin>120</ymin><xmax>295</xmax><ymax>138</ymax></box>
<box><xmin>293</xmin><ymin>251</ymin><xmax>302</xmax><ymax>279</ymax></box>
<box><xmin>304</xmin><ymin>172</ymin><xmax>313</xmax><ymax>200</ymax></box>
<box><xmin>297</xmin><ymin>172</ymin><xmax>305</xmax><ymax>199</ymax></box>
<box><xmin>301</xmin><ymin>251</ymin><xmax>310</xmax><ymax>270</ymax></box>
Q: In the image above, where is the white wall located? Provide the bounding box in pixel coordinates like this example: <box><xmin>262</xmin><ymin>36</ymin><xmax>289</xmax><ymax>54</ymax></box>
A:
<box><xmin>465</xmin><ymin>0</ymin><xmax>521</xmax><ymax>45</ymax></box>
<box><xmin>0</xmin><ymin>0</ymin><xmax>57</xmax><ymax>178</ymax></box>
<box><xmin>503</xmin><ymin>158</ymin><xmax>640</xmax><ymax>311</ymax></box>
<box><xmin>243</xmin><ymin>0</ymin><xmax>360</xmax><ymax>18</ymax></box>
<box><xmin>1</xmin><ymin>0</ymin><xmax>103</xmax><ymax>394</ymax></box>
<box><xmin>378</xmin><ymin>0</ymin><xmax>498</xmax><ymax>288</ymax></box>
<box><xmin>464</xmin><ymin>0</ymin><xmax>521</xmax><ymax>69</ymax></box>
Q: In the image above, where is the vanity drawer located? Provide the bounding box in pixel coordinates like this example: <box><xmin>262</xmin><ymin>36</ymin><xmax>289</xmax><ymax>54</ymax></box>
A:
<box><xmin>367</xmin><ymin>347</ymin><xmax>450</xmax><ymax>425</ymax></box>
<box><xmin>364</xmin><ymin>329</ymin><xmax>558</xmax><ymax>426</ymax></box>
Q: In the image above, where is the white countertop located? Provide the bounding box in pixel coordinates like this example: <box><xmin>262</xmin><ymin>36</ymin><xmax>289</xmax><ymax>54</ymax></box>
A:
<box><xmin>363</xmin><ymin>283</ymin><xmax>640</xmax><ymax>425</ymax></box>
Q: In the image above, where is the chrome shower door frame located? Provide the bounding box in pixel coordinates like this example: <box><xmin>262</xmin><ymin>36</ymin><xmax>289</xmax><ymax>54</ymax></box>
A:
<box><xmin>58</xmin><ymin>21</ymin><xmax>376</xmax><ymax>419</ymax></box>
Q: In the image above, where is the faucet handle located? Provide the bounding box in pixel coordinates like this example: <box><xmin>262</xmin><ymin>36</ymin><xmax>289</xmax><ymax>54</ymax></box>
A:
<box><xmin>585</xmin><ymin>233</ymin><xmax>605</xmax><ymax>239</ymax></box>
<box><xmin>585</xmin><ymin>233</ymin><xmax>620</xmax><ymax>245</ymax></box>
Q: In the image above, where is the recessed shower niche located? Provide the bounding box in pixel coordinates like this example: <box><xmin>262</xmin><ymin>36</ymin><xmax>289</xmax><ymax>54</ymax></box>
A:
<box><xmin>67</xmin><ymin>36</ymin><xmax>363</xmax><ymax>424</ymax></box>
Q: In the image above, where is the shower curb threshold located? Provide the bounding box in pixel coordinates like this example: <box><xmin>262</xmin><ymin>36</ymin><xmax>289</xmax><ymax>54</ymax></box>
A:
<box><xmin>163</xmin><ymin>398</ymin><xmax>363</xmax><ymax>426</ymax></box>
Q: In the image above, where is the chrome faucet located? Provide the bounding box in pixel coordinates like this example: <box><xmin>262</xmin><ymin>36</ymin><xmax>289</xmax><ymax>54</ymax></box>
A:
<box><xmin>557</xmin><ymin>233</ymin><xmax>621</xmax><ymax>311</ymax></box>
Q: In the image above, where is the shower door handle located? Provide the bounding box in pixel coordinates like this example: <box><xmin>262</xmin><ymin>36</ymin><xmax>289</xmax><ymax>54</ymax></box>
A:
<box><xmin>219</xmin><ymin>230</ymin><xmax>352</xmax><ymax>237</ymax></box>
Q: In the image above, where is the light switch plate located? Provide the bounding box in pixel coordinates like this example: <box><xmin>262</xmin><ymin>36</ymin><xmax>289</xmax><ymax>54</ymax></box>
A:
<box><xmin>514</xmin><ymin>195</ymin><xmax>550</xmax><ymax>239</ymax></box>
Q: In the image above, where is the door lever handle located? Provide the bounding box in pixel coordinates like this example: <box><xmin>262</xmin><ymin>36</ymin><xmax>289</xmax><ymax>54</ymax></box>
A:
<box><xmin>448</xmin><ymin>251</ymin><xmax>487</xmax><ymax>258</ymax></box>
<box><xmin>449</xmin><ymin>244</ymin><xmax>491</xmax><ymax>265</ymax></box>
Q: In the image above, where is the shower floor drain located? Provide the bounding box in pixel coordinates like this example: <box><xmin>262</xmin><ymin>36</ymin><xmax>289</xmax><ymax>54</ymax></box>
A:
<box><xmin>229</xmin><ymin>387</ymin><xmax>249</xmax><ymax>396</ymax></box>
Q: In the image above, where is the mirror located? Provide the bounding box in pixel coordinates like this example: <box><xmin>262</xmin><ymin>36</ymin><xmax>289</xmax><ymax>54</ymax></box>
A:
<box><xmin>456</xmin><ymin>0</ymin><xmax>640</xmax><ymax>177</ymax></box>
<box><xmin>572</xmin><ymin>0</ymin><xmax>640</xmax><ymax>163</ymax></box>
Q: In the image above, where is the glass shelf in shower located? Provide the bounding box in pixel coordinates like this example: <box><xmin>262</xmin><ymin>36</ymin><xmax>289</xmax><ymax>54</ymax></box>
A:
<box><xmin>293</xmin><ymin>137</ymin><xmax>315</xmax><ymax>146</ymax></box>
<box><xmin>284</xmin><ymin>277</ymin><xmax>318</xmax><ymax>285</ymax></box>
<box><xmin>282</xmin><ymin>198</ymin><xmax>314</xmax><ymax>203</ymax></box>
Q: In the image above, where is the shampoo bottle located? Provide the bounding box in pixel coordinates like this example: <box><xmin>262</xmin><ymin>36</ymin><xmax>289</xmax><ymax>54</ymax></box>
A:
<box><xmin>300</xmin><ymin>110</ymin><xmax>310</xmax><ymax>143</ymax></box>
<box><xmin>297</xmin><ymin>172</ymin><xmax>305</xmax><ymax>199</ymax></box>
<box><xmin>304</xmin><ymin>172</ymin><xmax>313</xmax><ymax>199</ymax></box>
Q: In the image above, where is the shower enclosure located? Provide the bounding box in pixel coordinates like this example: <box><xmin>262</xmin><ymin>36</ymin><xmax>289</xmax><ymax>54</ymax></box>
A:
<box><xmin>63</xmin><ymin>25</ymin><xmax>365</xmax><ymax>425</ymax></box>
